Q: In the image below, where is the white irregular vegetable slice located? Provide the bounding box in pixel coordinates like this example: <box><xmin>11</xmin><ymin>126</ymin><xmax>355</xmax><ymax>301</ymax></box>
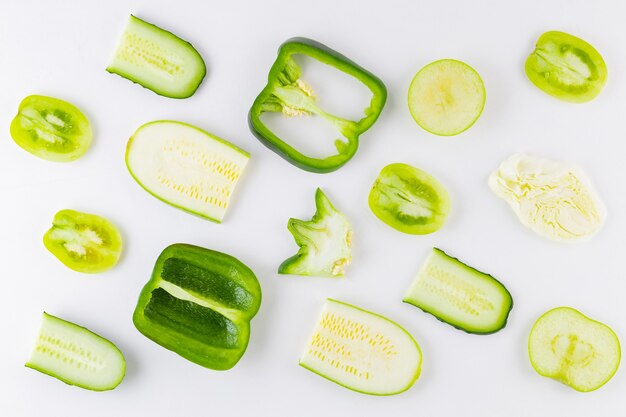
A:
<box><xmin>299</xmin><ymin>299</ymin><xmax>422</xmax><ymax>395</ymax></box>
<box><xmin>488</xmin><ymin>153</ymin><xmax>605</xmax><ymax>241</ymax></box>
<box><xmin>26</xmin><ymin>312</ymin><xmax>126</xmax><ymax>391</ymax></box>
<box><xmin>528</xmin><ymin>307</ymin><xmax>620</xmax><ymax>392</ymax></box>
<box><xmin>126</xmin><ymin>121</ymin><xmax>249</xmax><ymax>222</ymax></box>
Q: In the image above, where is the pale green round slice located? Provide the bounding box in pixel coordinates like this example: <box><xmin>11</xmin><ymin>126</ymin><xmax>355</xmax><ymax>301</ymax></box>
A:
<box><xmin>528</xmin><ymin>307</ymin><xmax>620</xmax><ymax>392</ymax></box>
<box><xmin>408</xmin><ymin>59</ymin><xmax>485</xmax><ymax>136</ymax></box>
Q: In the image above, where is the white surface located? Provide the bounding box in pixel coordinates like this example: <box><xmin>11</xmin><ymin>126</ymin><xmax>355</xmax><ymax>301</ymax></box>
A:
<box><xmin>1</xmin><ymin>0</ymin><xmax>625</xmax><ymax>415</ymax></box>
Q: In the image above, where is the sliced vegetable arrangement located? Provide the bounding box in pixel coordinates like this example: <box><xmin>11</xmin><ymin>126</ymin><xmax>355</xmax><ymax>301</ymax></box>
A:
<box><xmin>300</xmin><ymin>299</ymin><xmax>422</xmax><ymax>395</ymax></box>
<box><xmin>43</xmin><ymin>209</ymin><xmax>123</xmax><ymax>274</ymax></box>
<box><xmin>528</xmin><ymin>307</ymin><xmax>620</xmax><ymax>392</ymax></box>
<box><xmin>525</xmin><ymin>31</ymin><xmax>607</xmax><ymax>103</ymax></box>
<box><xmin>126</xmin><ymin>121</ymin><xmax>249</xmax><ymax>223</ymax></box>
<box><xmin>404</xmin><ymin>248</ymin><xmax>513</xmax><ymax>334</ymax></box>
<box><xmin>279</xmin><ymin>188</ymin><xmax>352</xmax><ymax>277</ymax></box>
<box><xmin>408</xmin><ymin>59</ymin><xmax>485</xmax><ymax>136</ymax></box>
<box><xmin>249</xmin><ymin>37</ymin><xmax>387</xmax><ymax>173</ymax></box>
<box><xmin>107</xmin><ymin>15</ymin><xmax>206</xmax><ymax>98</ymax></box>
<box><xmin>10</xmin><ymin>95</ymin><xmax>92</xmax><ymax>162</ymax></box>
<box><xmin>133</xmin><ymin>244</ymin><xmax>261</xmax><ymax>370</ymax></box>
<box><xmin>489</xmin><ymin>153</ymin><xmax>606</xmax><ymax>241</ymax></box>
<box><xmin>26</xmin><ymin>312</ymin><xmax>126</xmax><ymax>391</ymax></box>
<box><xmin>369</xmin><ymin>163</ymin><xmax>450</xmax><ymax>234</ymax></box>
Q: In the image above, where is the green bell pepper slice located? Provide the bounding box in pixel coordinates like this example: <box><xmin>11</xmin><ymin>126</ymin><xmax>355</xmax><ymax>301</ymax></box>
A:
<box><xmin>133</xmin><ymin>244</ymin><xmax>261</xmax><ymax>370</ymax></box>
<box><xmin>249</xmin><ymin>37</ymin><xmax>387</xmax><ymax>173</ymax></box>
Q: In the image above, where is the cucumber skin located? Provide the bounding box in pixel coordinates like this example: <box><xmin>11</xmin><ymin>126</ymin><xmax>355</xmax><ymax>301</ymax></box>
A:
<box><xmin>25</xmin><ymin>312</ymin><xmax>126</xmax><ymax>391</ymax></box>
<box><xmin>106</xmin><ymin>15</ymin><xmax>206</xmax><ymax>99</ymax></box>
<box><xmin>299</xmin><ymin>299</ymin><xmax>422</xmax><ymax>396</ymax></box>
<box><xmin>403</xmin><ymin>248</ymin><xmax>513</xmax><ymax>335</ymax></box>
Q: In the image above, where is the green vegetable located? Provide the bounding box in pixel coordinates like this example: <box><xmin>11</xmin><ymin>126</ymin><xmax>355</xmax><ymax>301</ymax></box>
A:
<box><xmin>403</xmin><ymin>248</ymin><xmax>512</xmax><ymax>334</ymax></box>
<box><xmin>107</xmin><ymin>15</ymin><xmax>206</xmax><ymax>98</ymax></box>
<box><xmin>528</xmin><ymin>307</ymin><xmax>620</xmax><ymax>392</ymax></box>
<box><xmin>26</xmin><ymin>312</ymin><xmax>125</xmax><ymax>391</ymax></box>
<box><xmin>408</xmin><ymin>59</ymin><xmax>485</xmax><ymax>136</ymax></box>
<box><xmin>300</xmin><ymin>299</ymin><xmax>422</xmax><ymax>395</ymax></box>
<box><xmin>43</xmin><ymin>209</ymin><xmax>122</xmax><ymax>274</ymax></box>
<box><xmin>133</xmin><ymin>244</ymin><xmax>261</xmax><ymax>370</ymax></box>
<box><xmin>126</xmin><ymin>120</ymin><xmax>249</xmax><ymax>223</ymax></box>
<box><xmin>368</xmin><ymin>163</ymin><xmax>450</xmax><ymax>235</ymax></box>
<box><xmin>525</xmin><ymin>31</ymin><xmax>607</xmax><ymax>103</ymax></box>
<box><xmin>279</xmin><ymin>188</ymin><xmax>352</xmax><ymax>277</ymax></box>
<box><xmin>249</xmin><ymin>37</ymin><xmax>387</xmax><ymax>173</ymax></box>
<box><xmin>10</xmin><ymin>95</ymin><xmax>92</xmax><ymax>162</ymax></box>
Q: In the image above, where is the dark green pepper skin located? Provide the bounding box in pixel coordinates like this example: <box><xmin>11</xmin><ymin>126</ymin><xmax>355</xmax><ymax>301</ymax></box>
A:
<box><xmin>249</xmin><ymin>37</ymin><xmax>387</xmax><ymax>173</ymax></box>
<box><xmin>133</xmin><ymin>244</ymin><xmax>261</xmax><ymax>370</ymax></box>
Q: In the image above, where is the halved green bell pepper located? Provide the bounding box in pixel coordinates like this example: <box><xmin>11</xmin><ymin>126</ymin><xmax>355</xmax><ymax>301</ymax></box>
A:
<box><xmin>249</xmin><ymin>37</ymin><xmax>387</xmax><ymax>173</ymax></box>
<box><xmin>133</xmin><ymin>244</ymin><xmax>261</xmax><ymax>370</ymax></box>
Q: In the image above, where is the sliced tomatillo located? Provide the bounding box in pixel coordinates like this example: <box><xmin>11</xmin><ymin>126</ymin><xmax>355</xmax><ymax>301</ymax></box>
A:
<box><xmin>408</xmin><ymin>59</ymin><xmax>485</xmax><ymax>136</ymax></box>
<box><xmin>489</xmin><ymin>154</ymin><xmax>606</xmax><ymax>241</ymax></box>
<box><xmin>10</xmin><ymin>95</ymin><xmax>92</xmax><ymax>162</ymax></box>
<box><xmin>43</xmin><ymin>210</ymin><xmax>123</xmax><ymax>274</ymax></box>
<box><xmin>369</xmin><ymin>163</ymin><xmax>450</xmax><ymax>235</ymax></box>
<box><xmin>525</xmin><ymin>31</ymin><xmax>607</xmax><ymax>103</ymax></box>
<box><xmin>528</xmin><ymin>307</ymin><xmax>620</xmax><ymax>392</ymax></box>
<box><xmin>249</xmin><ymin>37</ymin><xmax>387</xmax><ymax>173</ymax></box>
<box><xmin>279</xmin><ymin>188</ymin><xmax>352</xmax><ymax>277</ymax></box>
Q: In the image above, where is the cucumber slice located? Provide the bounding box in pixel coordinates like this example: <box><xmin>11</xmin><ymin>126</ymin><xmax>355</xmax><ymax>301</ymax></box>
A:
<box><xmin>408</xmin><ymin>59</ymin><xmax>485</xmax><ymax>136</ymax></box>
<box><xmin>528</xmin><ymin>307</ymin><xmax>620</xmax><ymax>392</ymax></box>
<box><xmin>300</xmin><ymin>299</ymin><xmax>422</xmax><ymax>395</ymax></box>
<box><xmin>126</xmin><ymin>121</ymin><xmax>249</xmax><ymax>223</ymax></box>
<box><xmin>403</xmin><ymin>248</ymin><xmax>512</xmax><ymax>334</ymax></box>
<box><xmin>107</xmin><ymin>15</ymin><xmax>206</xmax><ymax>99</ymax></box>
<box><xmin>26</xmin><ymin>312</ymin><xmax>125</xmax><ymax>391</ymax></box>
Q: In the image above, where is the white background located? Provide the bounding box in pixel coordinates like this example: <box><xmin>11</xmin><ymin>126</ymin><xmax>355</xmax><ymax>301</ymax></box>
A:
<box><xmin>1</xmin><ymin>0</ymin><xmax>625</xmax><ymax>415</ymax></box>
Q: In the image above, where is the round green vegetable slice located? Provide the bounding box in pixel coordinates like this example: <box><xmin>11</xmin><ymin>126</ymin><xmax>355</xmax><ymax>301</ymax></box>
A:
<box><xmin>408</xmin><ymin>59</ymin><xmax>485</xmax><ymax>136</ymax></box>
<box><xmin>525</xmin><ymin>31</ymin><xmax>607</xmax><ymax>103</ymax></box>
<box><xmin>43</xmin><ymin>209</ymin><xmax>123</xmax><ymax>274</ymax></box>
<box><xmin>10</xmin><ymin>95</ymin><xmax>92</xmax><ymax>162</ymax></box>
<box><xmin>368</xmin><ymin>163</ymin><xmax>450</xmax><ymax>234</ymax></box>
<box><xmin>528</xmin><ymin>307</ymin><xmax>620</xmax><ymax>392</ymax></box>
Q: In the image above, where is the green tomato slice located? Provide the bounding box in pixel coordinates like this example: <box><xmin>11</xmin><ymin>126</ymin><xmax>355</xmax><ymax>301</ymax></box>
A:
<box><xmin>408</xmin><ymin>59</ymin><xmax>485</xmax><ymax>136</ymax></box>
<box><xmin>525</xmin><ymin>31</ymin><xmax>607</xmax><ymax>103</ymax></box>
<box><xmin>10</xmin><ymin>95</ymin><xmax>92</xmax><ymax>162</ymax></box>
<box><xmin>368</xmin><ymin>163</ymin><xmax>450</xmax><ymax>234</ymax></box>
<box><xmin>43</xmin><ymin>210</ymin><xmax>123</xmax><ymax>274</ymax></box>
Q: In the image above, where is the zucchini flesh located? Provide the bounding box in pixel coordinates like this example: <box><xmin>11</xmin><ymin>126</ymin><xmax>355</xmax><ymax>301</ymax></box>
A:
<box><xmin>528</xmin><ymin>307</ymin><xmax>620</xmax><ymax>392</ymax></box>
<box><xmin>299</xmin><ymin>299</ymin><xmax>422</xmax><ymax>395</ymax></box>
<box><xmin>107</xmin><ymin>15</ymin><xmax>206</xmax><ymax>98</ymax></box>
<box><xmin>126</xmin><ymin>121</ymin><xmax>249</xmax><ymax>223</ymax></box>
<box><xmin>26</xmin><ymin>312</ymin><xmax>125</xmax><ymax>391</ymax></box>
<box><xmin>403</xmin><ymin>248</ymin><xmax>512</xmax><ymax>334</ymax></box>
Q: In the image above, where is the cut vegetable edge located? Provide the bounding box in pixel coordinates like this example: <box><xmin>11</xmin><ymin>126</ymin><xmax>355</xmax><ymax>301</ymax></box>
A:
<box><xmin>126</xmin><ymin>120</ymin><xmax>250</xmax><ymax>223</ymax></box>
<box><xmin>299</xmin><ymin>299</ymin><xmax>422</xmax><ymax>395</ymax></box>
<box><xmin>106</xmin><ymin>15</ymin><xmax>206</xmax><ymax>99</ymax></box>
<box><xmin>408</xmin><ymin>59</ymin><xmax>486</xmax><ymax>136</ymax></box>
<box><xmin>403</xmin><ymin>248</ymin><xmax>513</xmax><ymax>334</ymax></box>
<box><xmin>528</xmin><ymin>307</ymin><xmax>620</xmax><ymax>392</ymax></box>
<box><xmin>26</xmin><ymin>312</ymin><xmax>126</xmax><ymax>391</ymax></box>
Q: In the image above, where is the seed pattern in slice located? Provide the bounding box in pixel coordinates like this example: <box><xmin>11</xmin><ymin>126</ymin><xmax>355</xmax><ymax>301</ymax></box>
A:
<box><xmin>528</xmin><ymin>307</ymin><xmax>620</xmax><ymax>392</ymax></box>
<box><xmin>299</xmin><ymin>299</ymin><xmax>422</xmax><ymax>395</ymax></box>
<box><xmin>403</xmin><ymin>248</ymin><xmax>512</xmax><ymax>334</ymax></box>
<box><xmin>126</xmin><ymin>121</ymin><xmax>249</xmax><ymax>223</ymax></box>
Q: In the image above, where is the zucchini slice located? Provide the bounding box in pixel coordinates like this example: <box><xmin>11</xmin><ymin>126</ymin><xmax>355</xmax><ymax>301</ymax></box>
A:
<box><xmin>107</xmin><ymin>15</ymin><xmax>206</xmax><ymax>98</ymax></box>
<box><xmin>26</xmin><ymin>312</ymin><xmax>126</xmax><ymax>391</ymax></box>
<box><xmin>300</xmin><ymin>299</ymin><xmax>422</xmax><ymax>395</ymax></box>
<box><xmin>403</xmin><ymin>248</ymin><xmax>512</xmax><ymax>334</ymax></box>
<box><xmin>528</xmin><ymin>307</ymin><xmax>620</xmax><ymax>392</ymax></box>
<box><xmin>126</xmin><ymin>121</ymin><xmax>249</xmax><ymax>223</ymax></box>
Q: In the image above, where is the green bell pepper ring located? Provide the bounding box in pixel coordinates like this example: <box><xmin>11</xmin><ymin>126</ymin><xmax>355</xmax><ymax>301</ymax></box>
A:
<box><xmin>133</xmin><ymin>244</ymin><xmax>261</xmax><ymax>370</ymax></box>
<box><xmin>249</xmin><ymin>37</ymin><xmax>387</xmax><ymax>173</ymax></box>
